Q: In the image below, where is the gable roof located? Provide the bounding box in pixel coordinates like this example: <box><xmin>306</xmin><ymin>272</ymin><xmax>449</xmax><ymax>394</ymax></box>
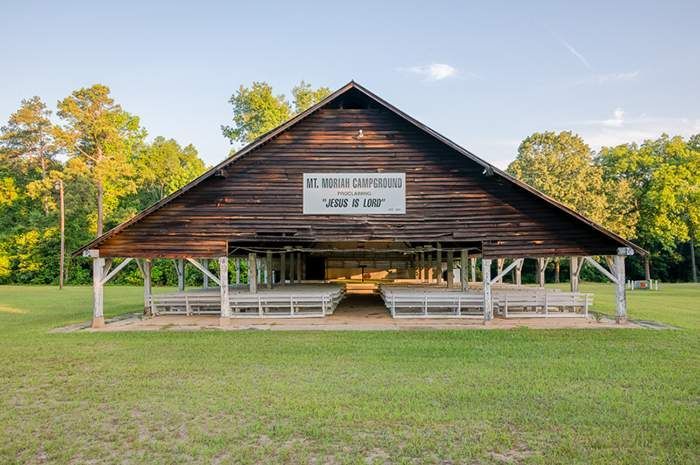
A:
<box><xmin>75</xmin><ymin>81</ymin><xmax>644</xmax><ymax>256</ymax></box>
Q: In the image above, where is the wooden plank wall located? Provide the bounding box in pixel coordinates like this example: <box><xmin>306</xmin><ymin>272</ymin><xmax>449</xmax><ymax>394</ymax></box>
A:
<box><xmin>97</xmin><ymin>101</ymin><xmax>623</xmax><ymax>258</ymax></box>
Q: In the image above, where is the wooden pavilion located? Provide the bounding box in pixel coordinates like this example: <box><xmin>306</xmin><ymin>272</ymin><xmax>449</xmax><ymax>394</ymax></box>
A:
<box><xmin>76</xmin><ymin>81</ymin><xmax>644</xmax><ymax>327</ymax></box>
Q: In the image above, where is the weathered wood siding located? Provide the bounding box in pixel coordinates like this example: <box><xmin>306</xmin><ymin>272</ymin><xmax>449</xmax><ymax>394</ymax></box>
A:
<box><xmin>97</xmin><ymin>105</ymin><xmax>623</xmax><ymax>258</ymax></box>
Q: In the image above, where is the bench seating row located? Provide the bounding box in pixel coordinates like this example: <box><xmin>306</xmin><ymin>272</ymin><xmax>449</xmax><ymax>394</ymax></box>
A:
<box><xmin>379</xmin><ymin>285</ymin><xmax>593</xmax><ymax>318</ymax></box>
<box><xmin>150</xmin><ymin>285</ymin><xmax>345</xmax><ymax>318</ymax></box>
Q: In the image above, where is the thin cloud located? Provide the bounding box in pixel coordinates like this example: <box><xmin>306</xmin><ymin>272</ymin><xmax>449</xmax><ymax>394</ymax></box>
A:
<box><xmin>573</xmin><ymin>71</ymin><xmax>640</xmax><ymax>86</ymax></box>
<box><xmin>559</xmin><ymin>38</ymin><xmax>592</xmax><ymax>70</ymax></box>
<box><xmin>563</xmin><ymin>109</ymin><xmax>700</xmax><ymax>148</ymax></box>
<box><xmin>402</xmin><ymin>63</ymin><xmax>459</xmax><ymax>81</ymax></box>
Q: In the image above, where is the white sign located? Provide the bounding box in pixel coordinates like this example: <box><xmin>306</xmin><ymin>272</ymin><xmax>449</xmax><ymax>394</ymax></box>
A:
<box><xmin>303</xmin><ymin>173</ymin><xmax>406</xmax><ymax>215</ymax></box>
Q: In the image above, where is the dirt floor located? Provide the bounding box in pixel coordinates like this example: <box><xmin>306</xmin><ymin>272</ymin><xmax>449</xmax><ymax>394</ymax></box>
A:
<box><xmin>82</xmin><ymin>294</ymin><xmax>641</xmax><ymax>332</ymax></box>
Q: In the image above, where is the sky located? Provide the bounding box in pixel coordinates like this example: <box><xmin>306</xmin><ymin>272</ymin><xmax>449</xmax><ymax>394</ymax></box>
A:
<box><xmin>1</xmin><ymin>0</ymin><xmax>699</xmax><ymax>168</ymax></box>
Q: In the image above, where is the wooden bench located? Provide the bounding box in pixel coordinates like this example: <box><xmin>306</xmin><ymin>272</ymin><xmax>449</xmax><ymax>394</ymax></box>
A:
<box><xmin>496</xmin><ymin>290</ymin><xmax>592</xmax><ymax>318</ymax></box>
<box><xmin>379</xmin><ymin>285</ymin><xmax>485</xmax><ymax>318</ymax></box>
<box><xmin>150</xmin><ymin>285</ymin><xmax>345</xmax><ymax>318</ymax></box>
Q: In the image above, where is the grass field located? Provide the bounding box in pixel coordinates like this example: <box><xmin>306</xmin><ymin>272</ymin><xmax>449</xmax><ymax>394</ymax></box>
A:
<box><xmin>0</xmin><ymin>283</ymin><xmax>698</xmax><ymax>464</ymax></box>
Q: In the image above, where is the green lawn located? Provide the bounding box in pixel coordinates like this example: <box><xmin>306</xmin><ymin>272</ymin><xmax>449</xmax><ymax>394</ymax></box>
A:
<box><xmin>0</xmin><ymin>284</ymin><xmax>698</xmax><ymax>464</ymax></box>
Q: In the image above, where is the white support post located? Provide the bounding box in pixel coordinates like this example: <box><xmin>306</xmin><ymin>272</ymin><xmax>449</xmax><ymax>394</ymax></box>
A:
<box><xmin>92</xmin><ymin>257</ymin><xmax>105</xmax><ymax>328</ymax></box>
<box><xmin>419</xmin><ymin>248</ymin><xmax>425</xmax><ymax>282</ymax></box>
<box><xmin>614</xmin><ymin>250</ymin><xmax>628</xmax><ymax>322</ymax></box>
<box><xmin>175</xmin><ymin>259</ymin><xmax>185</xmax><ymax>291</ymax></box>
<box><xmin>257</xmin><ymin>257</ymin><xmax>262</xmax><ymax>285</ymax></box>
<box><xmin>436</xmin><ymin>243</ymin><xmax>442</xmax><ymax>285</ymax></box>
<box><xmin>482</xmin><ymin>258</ymin><xmax>493</xmax><ymax>321</ymax></box>
<box><xmin>248</xmin><ymin>253</ymin><xmax>257</xmax><ymax>293</ymax></box>
<box><xmin>143</xmin><ymin>259</ymin><xmax>152</xmax><ymax>316</ymax></box>
<box><xmin>427</xmin><ymin>251</ymin><xmax>433</xmax><ymax>283</ymax></box>
<box><xmin>496</xmin><ymin>258</ymin><xmax>504</xmax><ymax>283</ymax></box>
<box><xmin>289</xmin><ymin>250</ymin><xmax>295</xmax><ymax>284</ymax></box>
<box><xmin>446</xmin><ymin>250</ymin><xmax>454</xmax><ymax>288</ymax></box>
<box><xmin>570</xmin><ymin>257</ymin><xmax>580</xmax><ymax>292</ymax></box>
<box><xmin>235</xmin><ymin>257</ymin><xmax>240</xmax><ymax>285</ymax></box>
<box><xmin>515</xmin><ymin>259</ymin><xmax>524</xmax><ymax>286</ymax></box>
<box><xmin>202</xmin><ymin>259</ymin><xmax>209</xmax><ymax>288</ymax></box>
<box><xmin>460</xmin><ymin>250</ymin><xmax>468</xmax><ymax>291</ymax></box>
<box><xmin>280</xmin><ymin>251</ymin><xmax>286</xmax><ymax>285</ymax></box>
<box><xmin>219</xmin><ymin>256</ymin><xmax>230</xmax><ymax>325</ymax></box>
<box><xmin>536</xmin><ymin>258</ymin><xmax>546</xmax><ymax>288</ymax></box>
<box><xmin>266</xmin><ymin>250</ymin><xmax>273</xmax><ymax>289</ymax></box>
<box><xmin>296</xmin><ymin>252</ymin><xmax>302</xmax><ymax>283</ymax></box>
<box><xmin>470</xmin><ymin>257</ymin><xmax>476</xmax><ymax>283</ymax></box>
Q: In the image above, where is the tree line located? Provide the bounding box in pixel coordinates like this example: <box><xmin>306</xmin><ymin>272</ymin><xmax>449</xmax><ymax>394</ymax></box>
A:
<box><xmin>0</xmin><ymin>81</ymin><xmax>697</xmax><ymax>285</ymax></box>
<box><xmin>0</xmin><ymin>81</ymin><xmax>330</xmax><ymax>285</ymax></box>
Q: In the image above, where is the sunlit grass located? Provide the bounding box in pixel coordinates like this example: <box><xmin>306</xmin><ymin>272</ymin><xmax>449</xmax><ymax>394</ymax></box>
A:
<box><xmin>0</xmin><ymin>283</ymin><xmax>698</xmax><ymax>464</ymax></box>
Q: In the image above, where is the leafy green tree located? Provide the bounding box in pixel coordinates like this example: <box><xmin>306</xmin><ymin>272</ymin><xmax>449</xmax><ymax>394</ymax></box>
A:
<box><xmin>508</xmin><ymin>131</ymin><xmax>638</xmax><ymax>238</ymax></box>
<box><xmin>0</xmin><ymin>96</ymin><xmax>59</xmax><ymax>179</ymax></box>
<box><xmin>292</xmin><ymin>81</ymin><xmax>331</xmax><ymax>113</ymax></box>
<box><xmin>598</xmin><ymin>134</ymin><xmax>700</xmax><ymax>280</ymax></box>
<box><xmin>222</xmin><ymin>81</ymin><xmax>330</xmax><ymax>147</ymax></box>
<box><xmin>54</xmin><ymin>84</ymin><xmax>145</xmax><ymax>236</ymax></box>
<box><xmin>133</xmin><ymin>136</ymin><xmax>207</xmax><ymax>207</ymax></box>
<box><xmin>221</xmin><ymin>82</ymin><xmax>291</xmax><ymax>146</ymax></box>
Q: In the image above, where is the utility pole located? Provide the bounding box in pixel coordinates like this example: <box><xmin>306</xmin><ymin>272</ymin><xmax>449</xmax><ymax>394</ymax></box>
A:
<box><xmin>57</xmin><ymin>179</ymin><xmax>65</xmax><ymax>290</ymax></box>
<box><xmin>691</xmin><ymin>237</ymin><xmax>697</xmax><ymax>283</ymax></box>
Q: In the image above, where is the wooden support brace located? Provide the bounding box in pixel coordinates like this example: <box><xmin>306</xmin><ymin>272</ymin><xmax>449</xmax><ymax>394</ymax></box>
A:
<box><xmin>583</xmin><ymin>256</ymin><xmax>618</xmax><ymax>283</ymax></box>
<box><xmin>101</xmin><ymin>257</ymin><xmax>133</xmax><ymax>285</ymax></box>
<box><xmin>186</xmin><ymin>258</ymin><xmax>221</xmax><ymax>286</ymax></box>
<box><xmin>489</xmin><ymin>258</ymin><xmax>523</xmax><ymax>285</ymax></box>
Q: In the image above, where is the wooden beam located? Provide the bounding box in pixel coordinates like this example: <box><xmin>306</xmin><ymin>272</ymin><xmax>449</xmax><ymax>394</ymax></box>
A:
<box><xmin>446</xmin><ymin>250</ymin><xmax>454</xmax><ymax>288</ymax></box>
<box><xmin>515</xmin><ymin>259</ymin><xmax>524</xmax><ymax>285</ymax></box>
<box><xmin>296</xmin><ymin>252</ymin><xmax>302</xmax><ymax>283</ymax></box>
<box><xmin>175</xmin><ymin>259</ymin><xmax>185</xmax><ymax>291</ymax></box>
<box><xmin>427</xmin><ymin>252</ymin><xmax>433</xmax><ymax>283</ymax></box>
<box><xmin>185</xmin><ymin>258</ymin><xmax>221</xmax><ymax>286</ymax></box>
<box><xmin>201</xmin><ymin>259</ymin><xmax>209</xmax><ymax>288</ymax></box>
<box><xmin>490</xmin><ymin>258</ymin><xmax>522</xmax><ymax>285</ymax></box>
<box><xmin>289</xmin><ymin>250</ymin><xmax>295</xmax><ymax>284</ymax></box>
<box><xmin>101</xmin><ymin>257</ymin><xmax>133</xmax><ymax>285</ymax></box>
<box><xmin>460</xmin><ymin>249</ymin><xmax>468</xmax><ymax>291</ymax></box>
<box><xmin>570</xmin><ymin>256</ymin><xmax>579</xmax><ymax>292</ymax></box>
<box><xmin>496</xmin><ymin>258</ymin><xmax>504</xmax><ymax>283</ymax></box>
<box><xmin>248</xmin><ymin>253</ymin><xmax>257</xmax><ymax>293</ymax></box>
<box><xmin>235</xmin><ymin>257</ymin><xmax>240</xmax><ymax>284</ymax></box>
<box><xmin>536</xmin><ymin>258</ymin><xmax>546</xmax><ymax>287</ymax></box>
<box><xmin>583</xmin><ymin>256</ymin><xmax>618</xmax><ymax>283</ymax></box>
<box><xmin>266</xmin><ymin>250</ymin><xmax>273</xmax><ymax>289</ymax></box>
<box><xmin>419</xmin><ymin>249</ymin><xmax>425</xmax><ymax>282</ymax></box>
<box><xmin>436</xmin><ymin>243</ymin><xmax>442</xmax><ymax>285</ymax></box>
<box><xmin>280</xmin><ymin>250</ymin><xmax>286</xmax><ymax>285</ymax></box>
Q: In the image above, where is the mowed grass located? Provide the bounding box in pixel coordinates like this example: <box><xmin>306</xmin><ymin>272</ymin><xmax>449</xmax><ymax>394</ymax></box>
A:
<box><xmin>0</xmin><ymin>284</ymin><xmax>698</xmax><ymax>464</ymax></box>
